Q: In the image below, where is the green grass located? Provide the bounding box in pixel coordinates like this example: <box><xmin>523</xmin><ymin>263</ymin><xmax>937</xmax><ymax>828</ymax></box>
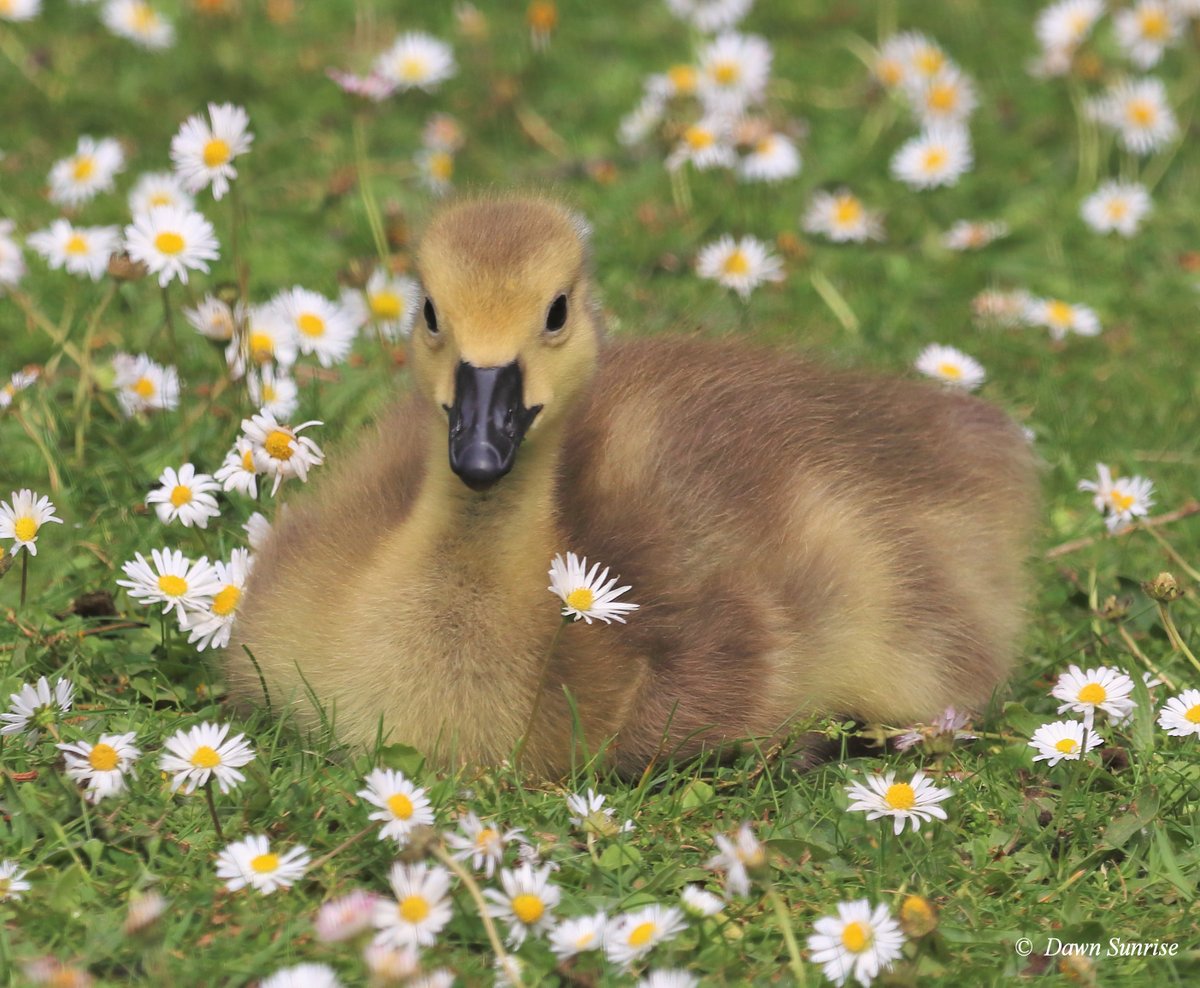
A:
<box><xmin>2</xmin><ymin>1</ymin><xmax>1200</xmax><ymax>985</ymax></box>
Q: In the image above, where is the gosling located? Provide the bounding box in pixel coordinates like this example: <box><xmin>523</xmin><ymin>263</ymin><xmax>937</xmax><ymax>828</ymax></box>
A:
<box><xmin>226</xmin><ymin>195</ymin><xmax>1038</xmax><ymax>776</ymax></box>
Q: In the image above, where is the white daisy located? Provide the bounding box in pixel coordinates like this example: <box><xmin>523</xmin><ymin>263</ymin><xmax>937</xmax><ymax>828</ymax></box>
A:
<box><xmin>1157</xmin><ymin>689</ymin><xmax>1200</xmax><ymax>738</ymax></box>
<box><xmin>1</xmin><ymin>676</ymin><xmax>74</xmax><ymax>737</ymax></box>
<box><xmin>914</xmin><ymin>344</ymin><xmax>986</xmax><ymax>390</ymax></box>
<box><xmin>245</xmin><ymin>511</ymin><xmax>272</xmax><ymax>551</ymax></box>
<box><xmin>117</xmin><ymin>548</ymin><xmax>220</xmax><ymax>626</ymax></box>
<box><xmin>26</xmin><ymin>220</ymin><xmax>120</xmax><ymax>281</ymax></box>
<box><xmin>113</xmin><ymin>353</ymin><xmax>180</xmax><ymax>416</ymax></box>
<box><xmin>803</xmin><ymin>189</ymin><xmax>884</xmax><ymax>243</ymax></box>
<box><xmin>123</xmin><ymin>890</ymin><xmax>168</xmax><ymax>934</ymax></box>
<box><xmin>246</xmin><ymin>365</ymin><xmax>299</xmax><ymax>421</ymax></box>
<box><xmin>259</xmin><ymin>964</ymin><xmax>343</xmax><ymax>988</ymax></box>
<box><xmin>1114</xmin><ymin>1</ymin><xmax>1181</xmax><ymax>68</ymax></box>
<box><xmin>1080</xmin><ymin>181</ymin><xmax>1151</xmax><ymax>237</ymax></box>
<box><xmin>808</xmin><ymin>899</ymin><xmax>906</xmax><ymax>988</ymax></box>
<box><xmin>170</xmin><ymin>102</ymin><xmax>254</xmax><ymax>199</ymax></box>
<box><xmin>1052</xmin><ymin>664</ymin><xmax>1137</xmax><ymax>727</ymax></box>
<box><xmin>227</xmin><ymin>301</ymin><xmax>299</xmax><ymax>373</ymax></box>
<box><xmin>274</xmin><ymin>287</ymin><xmax>356</xmax><ymax>367</ymax></box>
<box><xmin>342</xmin><ymin>269</ymin><xmax>421</xmax><ymax>340</ymax></box>
<box><xmin>128</xmin><ymin>171</ymin><xmax>194</xmax><ymax>215</ymax></box>
<box><xmin>0</xmin><ymin>860</ymin><xmax>31</xmax><ymax>901</ymax></box>
<box><xmin>415</xmin><ymin>148</ymin><xmax>455</xmax><ymax>196</ymax></box>
<box><xmin>618</xmin><ymin>94</ymin><xmax>667</xmax><ymax>147</ymax></box>
<box><xmin>942</xmin><ymin>219</ymin><xmax>1008</xmax><ymax>251</ymax></box>
<box><xmin>1077</xmin><ymin>462</ymin><xmax>1155</xmax><ymax>531</ymax></box>
<box><xmin>183</xmin><ymin>294</ymin><xmax>237</xmax><ymax>343</ymax></box>
<box><xmin>1029</xmin><ymin>720</ymin><xmax>1104</xmax><ymax>765</ymax></box>
<box><xmin>905</xmin><ymin>65</ymin><xmax>977</xmax><ymax>128</ymax></box>
<box><xmin>1035</xmin><ymin>0</ymin><xmax>1103</xmax><ymax>58</ymax></box>
<box><xmin>1089</xmin><ymin>77</ymin><xmax>1178</xmax><ymax>156</ymax></box>
<box><xmin>216</xmin><ymin>834</ymin><xmax>309</xmax><ymax>895</ymax></box>
<box><xmin>0</xmin><ymin>367</ymin><xmax>39</xmax><ymax>408</ymax></box>
<box><xmin>0</xmin><ymin>489</ymin><xmax>62</xmax><ymax>556</ymax></box>
<box><xmin>738</xmin><ymin>132</ymin><xmax>801</xmax><ymax>183</ymax></box>
<box><xmin>315</xmin><ymin>890</ymin><xmax>383</xmax><ymax>943</ymax></box>
<box><xmin>696</xmin><ymin>32</ymin><xmax>772</xmax><ymax>113</ymax></box>
<box><xmin>1022</xmin><ymin>297</ymin><xmax>1100</xmax><ymax>340</ymax></box>
<box><xmin>972</xmin><ymin>288</ymin><xmax>1033</xmax><ymax>327</ymax></box>
<box><xmin>603</xmin><ymin>904</ymin><xmax>688</xmax><ymax>969</ymax></box>
<box><xmin>566</xmin><ymin>788</ymin><xmax>634</xmax><ymax>834</ymax></box>
<box><xmin>241</xmin><ymin>409</ymin><xmax>325</xmax><ymax>496</ymax></box>
<box><xmin>357</xmin><ymin>768</ymin><xmax>436</xmax><ymax>845</ymax></box>
<box><xmin>0</xmin><ymin>219</ymin><xmax>26</xmax><ymax>291</ymax></box>
<box><xmin>101</xmin><ymin>0</ymin><xmax>174</xmax><ymax>49</ymax></box>
<box><xmin>665</xmin><ymin>116</ymin><xmax>737</xmax><ymax>172</ymax></box>
<box><xmin>145</xmin><ymin>464</ymin><xmax>221</xmax><ymax>529</ymax></box>
<box><xmin>185</xmin><ymin>548</ymin><xmax>252</xmax><ymax>652</ymax></box>
<box><xmin>159</xmin><ymin>721</ymin><xmax>255</xmax><ymax>794</ymax></box>
<box><xmin>890</xmin><ymin>126</ymin><xmax>972</xmax><ymax>189</ymax></box>
<box><xmin>0</xmin><ymin>0</ymin><xmax>40</xmax><ymax>22</ymax></box>
<box><xmin>680</xmin><ymin>885</ymin><xmax>725</xmax><ymax>917</ymax></box>
<box><xmin>548</xmin><ymin>551</ymin><xmax>639</xmax><ymax>625</ymax></box>
<box><xmin>637</xmin><ymin>972</ymin><xmax>699</xmax><ymax>988</ymax></box>
<box><xmin>374</xmin><ymin>32</ymin><xmax>456</xmax><ymax>91</ymax></box>
<box><xmin>124</xmin><ymin>205</ymin><xmax>219</xmax><ymax>287</ymax></box>
<box><xmin>695</xmin><ymin>234</ymin><xmax>784</xmax><ymax>299</ymax></box>
<box><xmin>48</xmin><ymin>135</ymin><xmax>125</xmax><ymax>208</ymax></box>
<box><xmin>363</xmin><ymin>944</ymin><xmax>422</xmax><ymax>982</ymax></box>
<box><xmin>372</xmin><ymin>861</ymin><xmax>455</xmax><ymax>949</ymax></box>
<box><xmin>445</xmin><ymin>812</ymin><xmax>523</xmax><ymax>879</ymax></box>
<box><xmin>665</xmin><ymin>0</ymin><xmax>752</xmax><ymax>33</ymax></box>
<box><xmin>706</xmin><ymin>822</ymin><xmax>765</xmax><ymax>898</ymax></box>
<box><xmin>57</xmin><ymin>732</ymin><xmax>140</xmax><ymax>804</ymax></box>
<box><xmin>548</xmin><ymin>911</ymin><xmax>607</xmax><ymax>960</ymax></box>
<box><xmin>875</xmin><ymin>32</ymin><xmax>948</xmax><ymax>90</ymax></box>
<box><xmin>484</xmin><ymin>863</ymin><xmax>561</xmax><ymax>948</ymax></box>
<box><xmin>845</xmin><ymin>770</ymin><xmax>952</xmax><ymax>834</ymax></box>
<box><xmin>215</xmin><ymin>438</ymin><xmax>261</xmax><ymax>498</ymax></box>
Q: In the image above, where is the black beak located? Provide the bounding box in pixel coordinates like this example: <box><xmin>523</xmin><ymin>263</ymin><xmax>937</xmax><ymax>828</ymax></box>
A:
<box><xmin>446</xmin><ymin>360</ymin><xmax>541</xmax><ymax>491</ymax></box>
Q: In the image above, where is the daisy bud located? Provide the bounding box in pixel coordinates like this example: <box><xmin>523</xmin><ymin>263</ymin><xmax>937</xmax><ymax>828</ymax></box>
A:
<box><xmin>1098</xmin><ymin>595</ymin><xmax>1130</xmax><ymax>621</ymax></box>
<box><xmin>1142</xmin><ymin>572</ymin><xmax>1183</xmax><ymax>604</ymax></box>
<box><xmin>899</xmin><ymin>894</ymin><xmax>938</xmax><ymax>938</ymax></box>
<box><xmin>107</xmin><ymin>251</ymin><xmax>148</xmax><ymax>282</ymax></box>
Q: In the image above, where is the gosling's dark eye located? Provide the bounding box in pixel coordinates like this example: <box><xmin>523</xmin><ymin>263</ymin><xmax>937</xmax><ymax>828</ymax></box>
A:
<box><xmin>423</xmin><ymin>297</ymin><xmax>439</xmax><ymax>334</ymax></box>
<box><xmin>545</xmin><ymin>294</ymin><xmax>568</xmax><ymax>333</ymax></box>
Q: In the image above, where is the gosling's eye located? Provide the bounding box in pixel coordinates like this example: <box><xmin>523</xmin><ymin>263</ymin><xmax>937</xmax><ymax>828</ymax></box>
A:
<box><xmin>423</xmin><ymin>297</ymin><xmax>439</xmax><ymax>335</ymax></box>
<box><xmin>545</xmin><ymin>294</ymin><xmax>568</xmax><ymax>333</ymax></box>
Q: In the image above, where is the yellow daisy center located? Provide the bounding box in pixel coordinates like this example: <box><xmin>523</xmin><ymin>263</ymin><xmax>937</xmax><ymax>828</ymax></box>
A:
<box><xmin>262</xmin><ymin>382</ymin><xmax>276</xmax><ymax>402</ymax></box>
<box><xmin>212</xmin><ymin>584</ymin><xmax>241</xmax><ymax>617</ymax></box>
<box><xmin>190</xmin><ymin>745</ymin><xmax>221</xmax><ymax>768</ymax></box>
<box><xmin>249</xmin><ymin>332</ymin><xmax>274</xmax><ymax>361</ymax></box>
<box><xmin>387</xmin><ymin>793</ymin><xmax>414</xmax><ymax>819</ymax></box>
<box><xmin>712</xmin><ymin>60</ymin><xmax>740</xmax><ymax>85</ymax></box>
<box><xmin>13</xmin><ymin>517</ymin><xmax>38</xmax><ymax>542</ymax></box>
<box><xmin>755</xmin><ymin>136</ymin><xmax>775</xmax><ymax>155</ymax></box>
<box><xmin>250</xmin><ymin>852</ymin><xmax>279</xmax><ymax>874</ymax></box>
<box><xmin>476</xmin><ymin>827</ymin><xmax>499</xmax><ymax>848</ymax></box>
<box><xmin>1077</xmin><ymin>682</ymin><xmax>1107</xmax><ymax>704</ymax></box>
<box><xmin>884</xmin><ymin>782</ymin><xmax>916</xmax><ymax>810</ymax></box>
<box><xmin>169</xmin><ymin>485</ymin><xmax>193</xmax><ymax>507</ymax></box>
<box><xmin>1046</xmin><ymin>300</ymin><xmax>1073</xmax><ymax>327</ymax></box>
<box><xmin>400</xmin><ymin>56</ymin><xmax>428</xmax><ymax>81</ymax></box>
<box><xmin>1069</xmin><ymin>12</ymin><xmax>1089</xmax><ymax>34</ymax></box>
<box><xmin>927</xmin><ymin>84</ymin><xmax>957</xmax><ymax>111</ymax></box>
<box><xmin>722</xmin><ymin>250</ymin><xmax>750</xmax><ymax>276</ymax></box>
<box><xmin>203</xmin><ymin>138</ymin><xmax>231</xmax><ymax>168</ymax></box>
<box><xmin>668</xmin><ymin>64</ymin><xmax>697</xmax><ymax>93</ymax></box>
<box><xmin>157</xmin><ymin>574</ymin><xmax>188</xmax><ymax>597</ymax></box>
<box><xmin>877</xmin><ymin>59</ymin><xmax>904</xmax><ymax>87</ymax></box>
<box><xmin>1107</xmin><ymin>200</ymin><xmax>1129</xmax><ymax>220</ymax></box>
<box><xmin>833</xmin><ymin>196</ymin><xmax>862</xmax><ymax>226</ymax></box>
<box><xmin>399</xmin><ymin>895</ymin><xmax>430</xmax><ymax>923</ymax></box>
<box><xmin>841</xmin><ymin>920</ymin><xmax>872</xmax><ymax>952</ymax></box>
<box><xmin>575</xmin><ymin>930</ymin><xmax>597</xmax><ymax>948</ymax></box>
<box><xmin>1185</xmin><ymin>705</ymin><xmax>1200</xmax><ymax>724</ymax></box>
<box><xmin>154</xmin><ymin>232</ymin><xmax>185</xmax><ymax>255</ymax></box>
<box><xmin>132</xmin><ymin>376</ymin><xmax>156</xmax><ymax>398</ymax></box>
<box><xmin>242</xmin><ymin>448</ymin><xmax>256</xmax><ymax>471</ymax></box>
<box><xmin>428</xmin><ymin>151</ymin><xmax>454</xmax><ymax>182</ymax></box>
<box><xmin>297</xmin><ymin>313</ymin><xmax>325</xmax><ymax>337</ymax></box>
<box><xmin>684</xmin><ymin>125</ymin><xmax>715</xmax><ymax>150</ymax></box>
<box><xmin>73</xmin><ymin>157</ymin><xmax>96</xmax><ymax>181</ymax></box>
<box><xmin>922</xmin><ymin>147</ymin><xmax>948</xmax><ymax>172</ymax></box>
<box><xmin>937</xmin><ymin>362</ymin><xmax>963</xmax><ymax>380</ymax></box>
<box><xmin>1140</xmin><ymin>10</ymin><xmax>1168</xmax><ymax>39</ymax></box>
<box><xmin>1110</xmin><ymin>490</ymin><xmax>1136</xmax><ymax>512</ymax></box>
<box><xmin>65</xmin><ymin>234</ymin><xmax>89</xmax><ymax>255</ymax></box>
<box><xmin>1127</xmin><ymin>99</ymin><xmax>1155</xmax><ymax>127</ymax></box>
<box><xmin>370</xmin><ymin>291</ymin><xmax>403</xmax><ymax>320</ymax></box>
<box><xmin>264</xmin><ymin>429</ymin><xmax>295</xmax><ymax>461</ymax></box>
<box><xmin>149</xmin><ymin>192</ymin><xmax>173</xmax><ymax>207</ymax></box>
<box><xmin>915</xmin><ymin>48</ymin><xmax>945</xmax><ymax>75</ymax></box>
<box><xmin>565</xmin><ymin>587</ymin><xmax>595</xmax><ymax>611</ymax></box>
<box><xmin>131</xmin><ymin>3</ymin><xmax>158</xmax><ymax>32</ymax></box>
<box><xmin>88</xmin><ymin>743</ymin><xmax>120</xmax><ymax>771</ymax></box>
<box><xmin>512</xmin><ymin>893</ymin><xmax>545</xmax><ymax>924</ymax></box>
<box><xmin>628</xmin><ymin>921</ymin><xmax>657</xmax><ymax>947</ymax></box>
<box><xmin>1055</xmin><ymin>737</ymin><xmax>1079</xmax><ymax>754</ymax></box>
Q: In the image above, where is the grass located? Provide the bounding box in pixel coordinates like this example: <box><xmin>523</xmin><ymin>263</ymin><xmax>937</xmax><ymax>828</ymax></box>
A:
<box><xmin>2</xmin><ymin>0</ymin><xmax>1200</xmax><ymax>985</ymax></box>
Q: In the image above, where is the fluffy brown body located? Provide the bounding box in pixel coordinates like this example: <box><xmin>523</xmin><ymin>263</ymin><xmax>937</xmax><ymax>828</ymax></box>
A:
<box><xmin>227</xmin><ymin>196</ymin><xmax>1038</xmax><ymax>777</ymax></box>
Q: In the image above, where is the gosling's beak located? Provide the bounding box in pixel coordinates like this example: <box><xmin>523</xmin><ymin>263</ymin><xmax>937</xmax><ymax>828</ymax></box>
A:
<box><xmin>446</xmin><ymin>360</ymin><xmax>542</xmax><ymax>491</ymax></box>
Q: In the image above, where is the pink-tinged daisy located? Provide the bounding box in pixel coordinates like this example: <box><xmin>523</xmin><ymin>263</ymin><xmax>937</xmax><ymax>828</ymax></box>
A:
<box><xmin>216</xmin><ymin>834</ymin><xmax>309</xmax><ymax>895</ymax></box>
<box><xmin>326</xmin><ymin>68</ymin><xmax>399</xmax><ymax>102</ymax></box>
<box><xmin>145</xmin><ymin>463</ymin><xmax>221</xmax><ymax>529</ymax></box>
<box><xmin>1029</xmin><ymin>720</ymin><xmax>1103</xmax><ymax>765</ymax></box>
<box><xmin>372</xmin><ymin>861</ymin><xmax>455</xmax><ymax>949</ymax></box>
<box><xmin>445</xmin><ymin>812</ymin><xmax>524</xmax><ymax>878</ymax></box>
<box><xmin>914</xmin><ymin>344</ymin><xmax>985</xmax><ymax>390</ymax></box>
<box><xmin>802</xmin><ymin>189</ymin><xmax>884</xmax><ymax>243</ymax></box>
<box><xmin>170</xmin><ymin>102</ymin><xmax>253</xmax><ymax>199</ymax></box>
<box><xmin>894</xmin><ymin>706</ymin><xmax>978</xmax><ymax>752</ymax></box>
<box><xmin>241</xmin><ymin>409</ymin><xmax>325</xmax><ymax>496</ymax></box>
<box><xmin>117</xmin><ymin>548</ymin><xmax>220</xmax><ymax>627</ymax></box>
<box><xmin>890</xmin><ymin>126</ymin><xmax>972</xmax><ymax>189</ymax></box>
<box><xmin>484</xmin><ymin>863</ymin><xmax>560</xmax><ymax>948</ymax></box>
<box><xmin>1</xmin><ymin>676</ymin><xmax>74</xmax><ymax>738</ymax></box>
<box><xmin>1158</xmin><ymin>689</ymin><xmax>1200</xmax><ymax>738</ymax></box>
<box><xmin>706</xmin><ymin>822</ymin><xmax>765</xmax><ymax>898</ymax></box>
<box><xmin>548</xmin><ymin>551</ymin><xmax>639</xmax><ymax>624</ymax></box>
<box><xmin>113</xmin><ymin>353</ymin><xmax>180</xmax><ymax>416</ymax></box>
<box><xmin>422</xmin><ymin>112</ymin><xmax>466</xmax><ymax>153</ymax></box>
<box><xmin>1052</xmin><ymin>664</ymin><xmax>1136</xmax><ymax>728</ymax></box>
<box><xmin>695</xmin><ymin>234</ymin><xmax>784</xmax><ymax>299</ymax></box>
<box><xmin>57</xmin><ymin>732</ymin><xmax>140</xmax><ymax>804</ymax></box>
<box><xmin>1080</xmin><ymin>181</ymin><xmax>1151</xmax><ymax>237</ymax></box>
<box><xmin>808</xmin><ymin>899</ymin><xmax>906</xmax><ymax>987</ymax></box>
<box><xmin>357</xmin><ymin>768</ymin><xmax>436</xmax><ymax>845</ymax></box>
<box><xmin>0</xmin><ymin>489</ymin><xmax>62</xmax><ymax>556</ymax></box>
<box><xmin>159</xmin><ymin>721</ymin><xmax>255</xmax><ymax>794</ymax></box>
<box><xmin>1022</xmin><ymin>297</ymin><xmax>1100</xmax><ymax>340</ymax></box>
<box><xmin>48</xmin><ymin>135</ymin><xmax>125</xmax><ymax>208</ymax></box>
<box><xmin>315</xmin><ymin>890</ymin><xmax>383</xmax><ymax>943</ymax></box>
<box><xmin>845</xmin><ymin>770</ymin><xmax>951</xmax><ymax>834</ymax></box>
<box><xmin>942</xmin><ymin>219</ymin><xmax>1008</xmax><ymax>251</ymax></box>
<box><xmin>373</xmin><ymin>32</ymin><xmax>456</xmax><ymax>92</ymax></box>
<box><xmin>26</xmin><ymin>220</ymin><xmax>120</xmax><ymax>281</ymax></box>
<box><xmin>185</xmin><ymin>548</ymin><xmax>252</xmax><ymax>652</ymax></box>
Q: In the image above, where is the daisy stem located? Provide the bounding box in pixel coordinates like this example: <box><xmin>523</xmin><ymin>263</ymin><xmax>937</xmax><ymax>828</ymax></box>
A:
<box><xmin>764</xmin><ymin>880</ymin><xmax>808</xmax><ymax>987</ymax></box>
<box><xmin>161</xmin><ymin>612</ymin><xmax>170</xmax><ymax>665</ymax></box>
<box><xmin>160</xmin><ymin>285</ymin><xmax>179</xmax><ymax>358</ymax></box>
<box><xmin>1115</xmin><ymin>622</ymin><xmax>1177</xmax><ymax>692</ymax></box>
<box><xmin>352</xmin><ymin>113</ymin><xmax>391</xmax><ymax>267</ymax></box>
<box><xmin>513</xmin><ymin>617</ymin><xmax>570</xmax><ymax>769</ymax></box>
<box><xmin>19</xmin><ymin>552</ymin><xmax>27</xmax><ymax>608</ymax></box>
<box><xmin>203</xmin><ymin>782</ymin><xmax>225</xmax><ymax>842</ymax></box>
<box><xmin>307</xmin><ymin>822</ymin><xmax>376</xmax><ymax>871</ymax></box>
<box><xmin>1139</xmin><ymin>524</ymin><xmax>1200</xmax><ymax>583</ymax></box>
<box><xmin>431</xmin><ymin>845</ymin><xmax>525</xmax><ymax>988</ymax></box>
<box><xmin>1157</xmin><ymin>602</ymin><xmax>1200</xmax><ymax>677</ymax></box>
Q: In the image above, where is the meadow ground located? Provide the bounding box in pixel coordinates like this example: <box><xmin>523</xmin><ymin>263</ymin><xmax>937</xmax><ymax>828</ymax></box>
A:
<box><xmin>1</xmin><ymin>0</ymin><xmax>1199</xmax><ymax>985</ymax></box>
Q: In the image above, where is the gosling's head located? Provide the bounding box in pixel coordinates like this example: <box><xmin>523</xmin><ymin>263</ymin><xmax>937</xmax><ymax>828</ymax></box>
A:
<box><xmin>412</xmin><ymin>195</ymin><xmax>602</xmax><ymax>492</ymax></box>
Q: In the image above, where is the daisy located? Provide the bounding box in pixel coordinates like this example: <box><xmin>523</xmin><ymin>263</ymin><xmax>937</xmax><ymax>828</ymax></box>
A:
<box><xmin>547</xmin><ymin>551</ymin><xmax>639</xmax><ymax>624</ymax></box>
<box><xmin>170</xmin><ymin>102</ymin><xmax>254</xmax><ymax>199</ymax></box>
<box><xmin>48</xmin><ymin>136</ymin><xmax>125</xmax><ymax>208</ymax></box>
<box><xmin>145</xmin><ymin>464</ymin><xmax>221</xmax><ymax>529</ymax></box>
<box><xmin>422</xmin><ymin>112</ymin><xmax>466</xmax><ymax>153</ymax></box>
<box><xmin>665</xmin><ymin>116</ymin><xmax>737</xmax><ymax>172</ymax></box>
<box><xmin>363</xmin><ymin>944</ymin><xmax>422</xmax><ymax>982</ymax></box>
<box><xmin>124</xmin><ymin>206</ymin><xmax>219</xmax><ymax>287</ymax></box>
<box><xmin>1</xmin><ymin>676</ymin><xmax>74</xmax><ymax>737</ymax></box>
<box><xmin>57</xmin><ymin>732</ymin><xmax>140</xmax><ymax>803</ymax></box>
<box><xmin>1114</xmin><ymin>1</ymin><xmax>1181</xmax><ymax>68</ymax></box>
<box><xmin>215</xmin><ymin>438</ymin><xmax>260</xmax><ymax>498</ymax></box>
<box><xmin>1029</xmin><ymin>720</ymin><xmax>1104</xmax><ymax>765</ymax></box>
<box><xmin>0</xmin><ymin>0</ymin><xmax>40</xmax><ymax>21</ymax></box>
<box><xmin>0</xmin><ymin>489</ymin><xmax>62</xmax><ymax>555</ymax></box>
<box><xmin>1035</xmin><ymin>0</ymin><xmax>1103</xmax><ymax>59</ymax></box>
<box><xmin>549</xmin><ymin>911</ymin><xmax>607</xmax><ymax>960</ymax></box>
<box><xmin>228</xmin><ymin>302</ymin><xmax>299</xmax><ymax>372</ymax></box>
<box><xmin>259</xmin><ymin>964</ymin><xmax>343</xmax><ymax>988</ymax></box>
<box><xmin>1157</xmin><ymin>689</ymin><xmax>1200</xmax><ymax>738</ymax></box>
<box><xmin>117</xmin><ymin>548</ymin><xmax>220</xmax><ymax>626</ymax></box>
<box><xmin>738</xmin><ymin>132</ymin><xmax>801</xmax><ymax>183</ymax></box>
<box><xmin>445</xmin><ymin>812</ymin><xmax>524</xmax><ymax>878</ymax></box>
<box><xmin>128</xmin><ymin>171</ymin><xmax>194</xmax><ymax>215</ymax></box>
<box><xmin>245</xmin><ymin>511</ymin><xmax>272</xmax><ymax>551</ymax></box>
<box><xmin>680</xmin><ymin>885</ymin><xmax>725</xmax><ymax>917</ymax></box>
<box><xmin>184</xmin><ymin>294</ymin><xmax>237</xmax><ymax>343</ymax></box>
<box><xmin>695</xmin><ymin>234</ymin><xmax>784</xmax><ymax>299</ymax></box>
<box><xmin>114</xmin><ymin>353</ymin><xmax>180</xmax><ymax>416</ymax></box>
<box><xmin>26</xmin><ymin>220</ymin><xmax>120</xmax><ymax>281</ymax></box>
<box><xmin>102</xmin><ymin>0</ymin><xmax>173</xmax><ymax>48</ymax></box>
<box><xmin>845</xmin><ymin>770</ymin><xmax>952</xmax><ymax>834</ymax></box>
<box><xmin>972</xmin><ymin>288</ymin><xmax>1032</xmax><ymax>327</ymax></box>
<box><xmin>123</xmin><ymin>891</ymin><xmax>168</xmax><ymax>934</ymax></box>
<box><xmin>648</xmin><ymin>64</ymin><xmax>700</xmax><ymax>101</ymax></box>
<box><xmin>696</xmin><ymin>32</ymin><xmax>772</xmax><ymax>113</ymax></box>
<box><xmin>326</xmin><ymin>67</ymin><xmax>399</xmax><ymax>102</ymax></box>
<box><xmin>343</xmin><ymin>269</ymin><xmax>421</xmax><ymax>339</ymax></box>
<box><xmin>185</xmin><ymin>548</ymin><xmax>252</xmax><ymax>651</ymax></box>
<box><xmin>706</xmin><ymin>822</ymin><xmax>765</xmax><ymax>898</ymax></box>
<box><xmin>942</xmin><ymin>219</ymin><xmax>1008</xmax><ymax>251</ymax></box>
<box><xmin>415</xmin><ymin>148</ymin><xmax>455</xmax><ymax>196</ymax></box>
<box><xmin>637</xmin><ymin>973</ymin><xmax>699</xmax><ymax>988</ymax></box>
<box><xmin>374</xmin><ymin>32</ymin><xmax>457</xmax><ymax>91</ymax></box>
<box><xmin>808</xmin><ymin>899</ymin><xmax>906</xmax><ymax>988</ymax></box>
<box><xmin>893</xmin><ymin>706</ymin><xmax>978</xmax><ymax>752</ymax></box>
<box><xmin>877</xmin><ymin>32</ymin><xmax>948</xmax><ymax>89</ymax></box>
<box><xmin>603</xmin><ymin>904</ymin><xmax>688</xmax><ymax>968</ymax></box>
<box><xmin>246</xmin><ymin>365</ymin><xmax>299</xmax><ymax>419</ymax></box>
<box><xmin>216</xmin><ymin>834</ymin><xmax>309</xmax><ymax>895</ymax></box>
<box><xmin>1022</xmin><ymin>297</ymin><xmax>1100</xmax><ymax>340</ymax></box>
<box><xmin>159</xmin><ymin>721</ymin><xmax>255</xmax><ymax>793</ymax></box>
<box><xmin>484</xmin><ymin>863</ymin><xmax>561</xmax><ymax>948</ymax></box>
<box><xmin>890</xmin><ymin>126</ymin><xmax>972</xmax><ymax>189</ymax></box>
<box><xmin>274</xmin><ymin>287</ymin><xmax>356</xmax><ymax>367</ymax></box>
<box><xmin>665</xmin><ymin>0</ymin><xmax>752</xmax><ymax>33</ymax></box>
<box><xmin>1080</xmin><ymin>181</ymin><xmax>1151</xmax><ymax>237</ymax></box>
<box><xmin>1052</xmin><ymin>664</ymin><xmax>1136</xmax><ymax>727</ymax></box>
<box><xmin>905</xmin><ymin>65</ymin><xmax>977</xmax><ymax>128</ymax></box>
<box><xmin>0</xmin><ymin>219</ymin><xmax>25</xmax><ymax>291</ymax></box>
<box><xmin>1077</xmin><ymin>462</ymin><xmax>1155</xmax><ymax>531</ymax></box>
<box><xmin>619</xmin><ymin>95</ymin><xmax>667</xmax><ymax>147</ymax></box>
<box><xmin>0</xmin><ymin>367</ymin><xmax>39</xmax><ymax>408</ymax></box>
<box><xmin>566</xmin><ymin>788</ymin><xmax>634</xmax><ymax>834</ymax></box>
<box><xmin>372</xmin><ymin>861</ymin><xmax>455</xmax><ymax>949</ymax></box>
<box><xmin>315</xmin><ymin>890</ymin><xmax>382</xmax><ymax>942</ymax></box>
<box><xmin>0</xmin><ymin>861</ymin><xmax>31</xmax><ymax>901</ymax></box>
<box><xmin>914</xmin><ymin>344</ymin><xmax>986</xmax><ymax>390</ymax></box>
<box><xmin>803</xmin><ymin>189</ymin><xmax>884</xmax><ymax>243</ymax></box>
<box><xmin>1089</xmin><ymin>77</ymin><xmax>1178</xmax><ymax>156</ymax></box>
<box><xmin>241</xmin><ymin>409</ymin><xmax>325</xmax><ymax>496</ymax></box>
<box><xmin>357</xmin><ymin>768</ymin><xmax>436</xmax><ymax>845</ymax></box>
